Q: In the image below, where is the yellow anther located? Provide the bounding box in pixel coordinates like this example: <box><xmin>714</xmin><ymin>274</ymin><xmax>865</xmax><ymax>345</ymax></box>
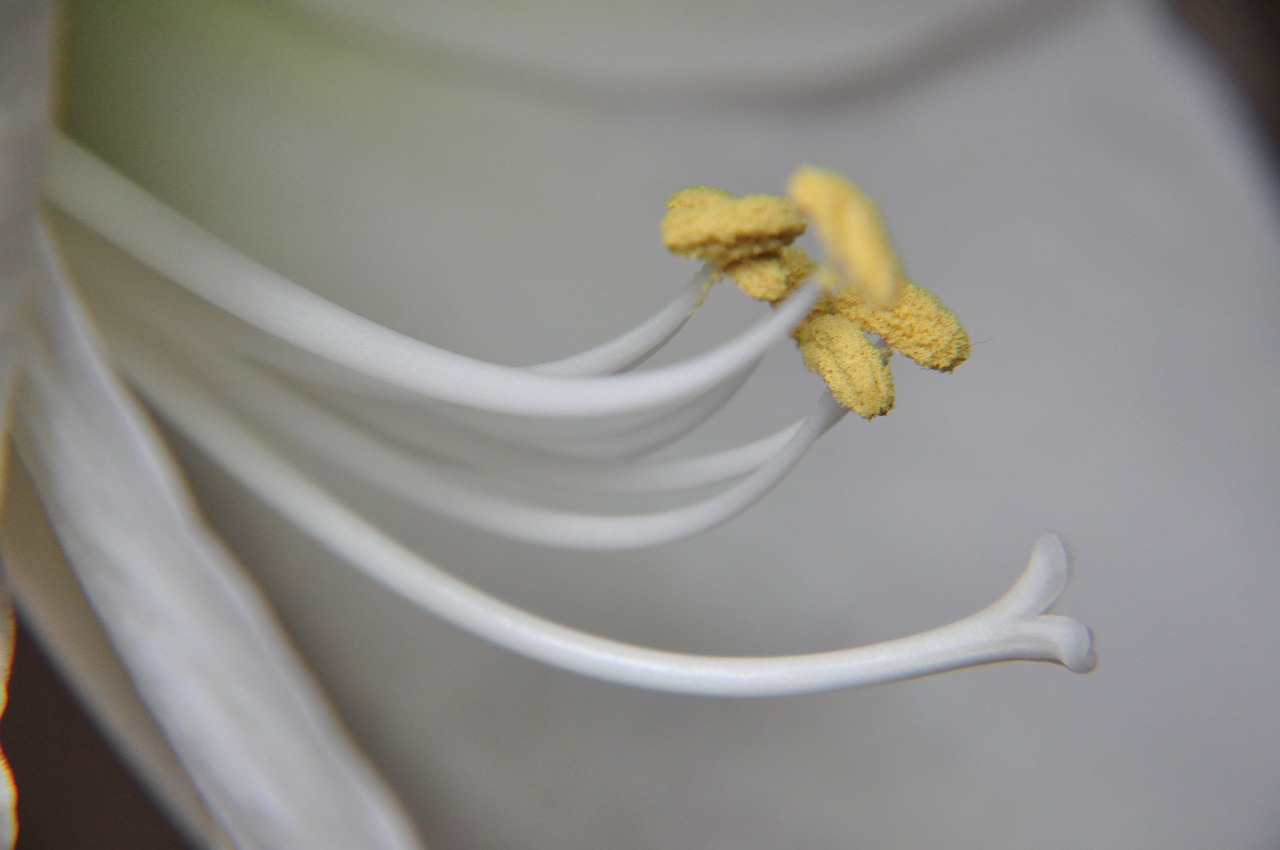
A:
<box><xmin>662</xmin><ymin>166</ymin><xmax>968</xmax><ymax>417</ymax></box>
<box><xmin>788</xmin><ymin>166</ymin><xmax>902</xmax><ymax>304</ymax></box>
<box><xmin>723</xmin><ymin>246</ymin><xmax>817</xmax><ymax>303</ymax></box>
<box><xmin>665</xmin><ymin>185</ymin><xmax>734</xmax><ymax>211</ymax></box>
<box><xmin>829</xmin><ymin>280</ymin><xmax>970</xmax><ymax>372</ymax></box>
<box><xmin>661</xmin><ymin>187</ymin><xmax>807</xmax><ymax>267</ymax></box>
<box><xmin>792</xmin><ymin>314</ymin><xmax>895</xmax><ymax>418</ymax></box>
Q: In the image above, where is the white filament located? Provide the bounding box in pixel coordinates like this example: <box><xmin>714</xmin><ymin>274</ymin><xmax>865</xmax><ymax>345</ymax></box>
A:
<box><xmin>97</xmin><ymin>297</ymin><xmax>783</xmax><ymax>495</ymax></box>
<box><xmin>44</xmin><ymin>134</ymin><xmax>820</xmax><ymax>418</ymax></box>
<box><xmin>122</xmin><ymin>339</ymin><xmax>1096</xmax><ymax>695</ymax></box>
<box><xmin>104</xmin><ymin>308</ymin><xmax>846</xmax><ymax>549</ymax></box>
<box><xmin>531</xmin><ymin>265</ymin><xmax>713</xmax><ymax>375</ymax></box>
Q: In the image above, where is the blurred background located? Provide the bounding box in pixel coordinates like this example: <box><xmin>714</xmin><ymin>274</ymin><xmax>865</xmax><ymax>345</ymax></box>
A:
<box><xmin>3</xmin><ymin>0</ymin><xmax>1278</xmax><ymax>847</ymax></box>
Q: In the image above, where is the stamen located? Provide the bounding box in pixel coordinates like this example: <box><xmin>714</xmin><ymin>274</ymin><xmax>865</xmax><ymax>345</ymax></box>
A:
<box><xmin>281</xmin><ymin>379</ymin><xmax>808</xmax><ymax>494</ymax></box>
<box><xmin>827</xmin><ymin>278</ymin><xmax>970</xmax><ymax>372</ymax></box>
<box><xmin>530</xmin><ymin>265</ymin><xmax>713</xmax><ymax>376</ymax></box>
<box><xmin>45</xmin><ymin>134</ymin><xmax>820</xmax><ymax>419</ymax></box>
<box><xmin>793</xmin><ymin>313</ymin><xmax>895</xmax><ymax>417</ymax></box>
<box><xmin>788</xmin><ymin>165</ymin><xmax>903</xmax><ymax>303</ymax></box>
<box><xmin>722</xmin><ymin>246</ymin><xmax>816</xmax><ymax>302</ymax></box>
<box><xmin>661</xmin><ymin>166</ymin><xmax>971</xmax><ymax>417</ymax></box>
<box><xmin>96</xmin><ymin>300</ymin><xmax>843</xmax><ymax>549</ymax></box>
<box><xmin>80</xmin><ymin>263</ymin><xmax>765</xmax><ymax>459</ymax></box>
<box><xmin>130</xmin><ymin>333</ymin><xmax>846</xmax><ymax>548</ymax></box>
<box><xmin>41</xmin><ymin>138</ymin><xmax>1094</xmax><ymax>696</ymax></box>
<box><xmin>366</xmin><ymin>359</ymin><xmax>760</xmax><ymax>459</ymax></box>
<box><xmin>661</xmin><ymin>187</ymin><xmax>807</xmax><ymax>266</ymax></box>
<box><xmin>118</xmin><ymin>338</ymin><xmax>1096</xmax><ymax>695</ymax></box>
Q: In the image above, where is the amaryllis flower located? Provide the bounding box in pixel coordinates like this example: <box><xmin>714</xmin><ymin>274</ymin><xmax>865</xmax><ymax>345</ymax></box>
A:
<box><xmin>3</xmin><ymin>0</ymin><xmax>1279</xmax><ymax>848</ymax></box>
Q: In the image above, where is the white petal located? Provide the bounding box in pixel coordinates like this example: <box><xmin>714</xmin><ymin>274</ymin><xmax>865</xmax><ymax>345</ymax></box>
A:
<box><xmin>52</xmin><ymin>0</ymin><xmax>1280</xmax><ymax>847</ymax></box>
<box><xmin>276</xmin><ymin>0</ymin><xmax>1042</xmax><ymax>98</ymax></box>
<box><xmin>11</xmin><ymin>232</ymin><xmax>423</xmax><ymax>849</ymax></box>
<box><xmin>2</xmin><ymin>461</ymin><xmax>229</xmax><ymax>848</ymax></box>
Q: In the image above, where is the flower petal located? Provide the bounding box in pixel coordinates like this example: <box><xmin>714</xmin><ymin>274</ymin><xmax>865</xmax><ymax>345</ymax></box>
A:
<box><xmin>10</xmin><ymin>228</ymin><xmax>423</xmax><ymax>849</ymax></box>
<box><xmin>1</xmin><ymin>456</ymin><xmax>227</xmax><ymax>847</ymax></box>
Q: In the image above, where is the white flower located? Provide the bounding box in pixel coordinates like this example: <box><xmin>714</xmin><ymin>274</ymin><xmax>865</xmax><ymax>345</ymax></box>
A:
<box><xmin>4</xmin><ymin>0</ymin><xmax>1280</xmax><ymax>848</ymax></box>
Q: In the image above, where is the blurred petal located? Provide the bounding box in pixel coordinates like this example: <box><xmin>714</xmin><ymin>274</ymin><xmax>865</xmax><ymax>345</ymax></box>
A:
<box><xmin>274</xmin><ymin>0</ymin><xmax>1064</xmax><ymax>99</ymax></box>
<box><xmin>0</xmin><ymin>3</ymin><xmax>56</xmax><ymax>842</ymax></box>
<box><xmin>1</xmin><ymin>454</ymin><xmax>228</xmax><ymax>846</ymax></box>
<box><xmin>9</xmin><ymin>232</ymin><xmax>423</xmax><ymax>848</ymax></box>
<box><xmin>1</xmin><ymin>0</ymin><xmax>48</xmax><ymax>421</ymax></box>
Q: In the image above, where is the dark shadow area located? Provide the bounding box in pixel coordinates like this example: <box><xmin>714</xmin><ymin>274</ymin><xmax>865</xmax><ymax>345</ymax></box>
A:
<box><xmin>1170</xmin><ymin>0</ymin><xmax>1280</xmax><ymax>164</ymax></box>
<box><xmin>1</xmin><ymin>622</ymin><xmax>192</xmax><ymax>850</ymax></box>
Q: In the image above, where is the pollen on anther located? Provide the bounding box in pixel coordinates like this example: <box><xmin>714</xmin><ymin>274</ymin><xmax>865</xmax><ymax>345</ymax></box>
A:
<box><xmin>662</xmin><ymin>167</ymin><xmax>970</xmax><ymax>417</ymax></box>
<box><xmin>793</xmin><ymin>314</ymin><xmax>895</xmax><ymax>418</ymax></box>
<box><xmin>723</xmin><ymin>246</ymin><xmax>816</xmax><ymax>303</ymax></box>
<box><xmin>661</xmin><ymin>187</ymin><xmax>807</xmax><ymax>267</ymax></box>
<box><xmin>788</xmin><ymin>166</ymin><xmax>903</xmax><ymax>305</ymax></box>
